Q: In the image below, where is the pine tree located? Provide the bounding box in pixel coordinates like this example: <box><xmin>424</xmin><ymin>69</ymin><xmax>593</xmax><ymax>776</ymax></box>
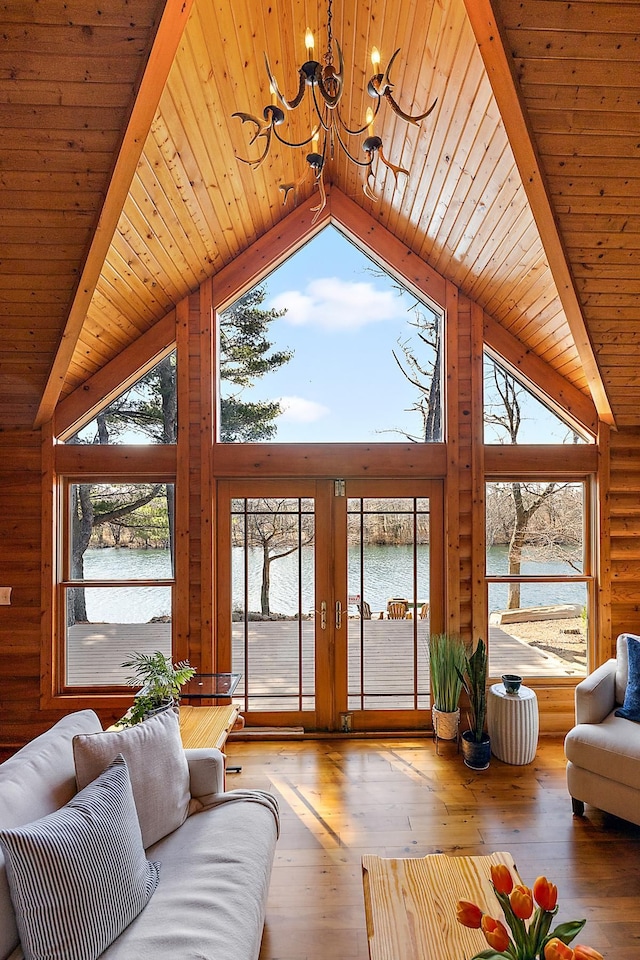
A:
<box><xmin>219</xmin><ymin>284</ymin><xmax>292</xmax><ymax>441</ymax></box>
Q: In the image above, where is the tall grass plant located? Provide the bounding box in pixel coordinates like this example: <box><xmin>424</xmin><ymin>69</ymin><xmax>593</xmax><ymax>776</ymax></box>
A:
<box><xmin>429</xmin><ymin>633</ymin><xmax>466</xmax><ymax>713</ymax></box>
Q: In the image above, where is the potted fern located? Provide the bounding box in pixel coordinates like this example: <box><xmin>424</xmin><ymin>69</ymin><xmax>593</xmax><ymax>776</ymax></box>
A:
<box><xmin>429</xmin><ymin>633</ymin><xmax>467</xmax><ymax>743</ymax></box>
<box><xmin>120</xmin><ymin>651</ymin><xmax>196</xmax><ymax>727</ymax></box>
<box><xmin>457</xmin><ymin>638</ymin><xmax>491</xmax><ymax>769</ymax></box>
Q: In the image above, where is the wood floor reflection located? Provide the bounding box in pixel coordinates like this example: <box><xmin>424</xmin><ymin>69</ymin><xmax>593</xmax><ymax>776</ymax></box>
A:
<box><xmin>224</xmin><ymin>736</ymin><xmax>640</xmax><ymax>960</ymax></box>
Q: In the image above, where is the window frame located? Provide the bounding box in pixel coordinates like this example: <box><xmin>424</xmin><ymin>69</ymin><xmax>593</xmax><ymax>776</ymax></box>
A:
<box><xmin>484</xmin><ymin>473</ymin><xmax>596</xmax><ymax>678</ymax></box>
<box><xmin>215</xmin><ymin>223</ymin><xmax>446</xmax><ymax>446</ymax></box>
<box><xmin>57</xmin><ymin>477</ymin><xmax>176</xmax><ymax>694</ymax></box>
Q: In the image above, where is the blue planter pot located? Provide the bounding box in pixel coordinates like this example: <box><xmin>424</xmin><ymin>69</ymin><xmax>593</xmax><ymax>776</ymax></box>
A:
<box><xmin>461</xmin><ymin>731</ymin><xmax>491</xmax><ymax>770</ymax></box>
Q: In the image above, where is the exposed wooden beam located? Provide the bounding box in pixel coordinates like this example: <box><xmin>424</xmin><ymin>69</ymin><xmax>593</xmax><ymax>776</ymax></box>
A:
<box><xmin>462</xmin><ymin>0</ymin><xmax>615</xmax><ymax>428</ymax></box>
<box><xmin>485</xmin><ymin>444</ymin><xmax>598</xmax><ymax>476</ymax></box>
<box><xmin>34</xmin><ymin>0</ymin><xmax>194</xmax><ymax>429</ymax></box>
<box><xmin>212</xmin><ymin>443</ymin><xmax>448</xmax><ymax>479</ymax></box>
<box><xmin>54</xmin><ymin>444</ymin><xmax>177</xmax><ymax>478</ymax></box>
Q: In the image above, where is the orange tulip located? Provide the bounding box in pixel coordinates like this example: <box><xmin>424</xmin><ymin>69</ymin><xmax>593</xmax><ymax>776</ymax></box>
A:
<box><xmin>510</xmin><ymin>883</ymin><xmax>534</xmax><ymax>920</ymax></box>
<box><xmin>573</xmin><ymin>946</ymin><xmax>605</xmax><ymax>960</ymax></box>
<box><xmin>490</xmin><ymin>863</ymin><xmax>514</xmax><ymax>895</ymax></box>
<box><xmin>481</xmin><ymin>915</ymin><xmax>511</xmax><ymax>952</ymax></box>
<box><xmin>544</xmin><ymin>938</ymin><xmax>575</xmax><ymax>960</ymax></box>
<box><xmin>533</xmin><ymin>875</ymin><xmax>558</xmax><ymax>911</ymax></box>
<box><xmin>456</xmin><ymin>900</ymin><xmax>483</xmax><ymax>929</ymax></box>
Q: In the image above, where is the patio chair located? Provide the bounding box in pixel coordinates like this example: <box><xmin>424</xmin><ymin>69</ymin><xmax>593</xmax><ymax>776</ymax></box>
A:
<box><xmin>420</xmin><ymin>602</ymin><xmax>430</xmax><ymax>619</ymax></box>
<box><xmin>358</xmin><ymin>601</ymin><xmax>371</xmax><ymax>620</ymax></box>
<box><xmin>388</xmin><ymin>601</ymin><xmax>407</xmax><ymax>619</ymax></box>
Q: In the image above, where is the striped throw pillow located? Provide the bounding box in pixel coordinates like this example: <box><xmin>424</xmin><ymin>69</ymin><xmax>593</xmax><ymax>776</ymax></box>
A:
<box><xmin>0</xmin><ymin>754</ymin><xmax>160</xmax><ymax>960</ymax></box>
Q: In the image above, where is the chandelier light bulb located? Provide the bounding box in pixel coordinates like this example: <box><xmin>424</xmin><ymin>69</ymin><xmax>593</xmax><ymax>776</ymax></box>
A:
<box><xmin>371</xmin><ymin>46</ymin><xmax>381</xmax><ymax>69</ymax></box>
<box><xmin>365</xmin><ymin>106</ymin><xmax>375</xmax><ymax>136</ymax></box>
<box><xmin>305</xmin><ymin>28</ymin><xmax>314</xmax><ymax>55</ymax></box>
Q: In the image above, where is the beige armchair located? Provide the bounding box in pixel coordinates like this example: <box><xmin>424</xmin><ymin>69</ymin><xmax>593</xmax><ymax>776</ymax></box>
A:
<box><xmin>564</xmin><ymin>634</ymin><xmax>640</xmax><ymax>826</ymax></box>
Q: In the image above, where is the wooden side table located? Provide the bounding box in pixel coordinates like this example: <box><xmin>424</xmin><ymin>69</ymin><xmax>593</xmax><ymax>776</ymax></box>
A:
<box><xmin>178</xmin><ymin>704</ymin><xmax>240</xmax><ymax>751</ymax></box>
<box><xmin>487</xmin><ymin>682</ymin><xmax>539</xmax><ymax>764</ymax></box>
<box><xmin>362</xmin><ymin>851</ymin><xmax>518</xmax><ymax>960</ymax></box>
<box><xmin>179</xmin><ymin>703</ymin><xmax>244</xmax><ymax>777</ymax></box>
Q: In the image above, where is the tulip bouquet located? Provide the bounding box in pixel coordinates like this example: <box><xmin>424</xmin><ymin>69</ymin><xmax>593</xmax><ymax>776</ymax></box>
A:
<box><xmin>456</xmin><ymin>863</ymin><xmax>604</xmax><ymax>960</ymax></box>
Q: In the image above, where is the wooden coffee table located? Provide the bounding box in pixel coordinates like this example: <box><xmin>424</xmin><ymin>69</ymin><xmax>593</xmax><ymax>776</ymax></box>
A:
<box><xmin>362</xmin><ymin>850</ymin><xmax>518</xmax><ymax>960</ymax></box>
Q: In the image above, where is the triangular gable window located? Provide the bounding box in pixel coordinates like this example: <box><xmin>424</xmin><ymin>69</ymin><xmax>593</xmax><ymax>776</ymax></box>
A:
<box><xmin>217</xmin><ymin>225</ymin><xmax>443</xmax><ymax>443</ymax></box>
<box><xmin>483</xmin><ymin>353</ymin><xmax>591</xmax><ymax>445</ymax></box>
<box><xmin>68</xmin><ymin>352</ymin><xmax>177</xmax><ymax>445</ymax></box>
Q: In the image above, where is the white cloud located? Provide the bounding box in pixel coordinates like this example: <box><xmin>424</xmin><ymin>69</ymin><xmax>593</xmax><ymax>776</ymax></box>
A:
<box><xmin>278</xmin><ymin>396</ymin><xmax>330</xmax><ymax>423</ymax></box>
<box><xmin>270</xmin><ymin>276</ymin><xmax>405</xmax><ymax>331</ymax></box>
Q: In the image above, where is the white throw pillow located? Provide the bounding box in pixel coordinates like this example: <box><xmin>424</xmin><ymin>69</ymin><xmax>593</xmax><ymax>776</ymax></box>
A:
<box><xmin>0</xmin><ymin>755</ymin><xmax>160</xmax><ymax>960</ymax></box>
<box><xmin>73</xmin><ymin>707</ymin><xmax>190</xmax><ymax>848</ymax></box>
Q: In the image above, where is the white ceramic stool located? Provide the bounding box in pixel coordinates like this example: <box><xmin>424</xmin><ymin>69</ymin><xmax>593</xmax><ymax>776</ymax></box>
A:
<box><xmin>487</xmin><ymin>682</ymin><xmax>539</xmax><ymax>764</ymax></box>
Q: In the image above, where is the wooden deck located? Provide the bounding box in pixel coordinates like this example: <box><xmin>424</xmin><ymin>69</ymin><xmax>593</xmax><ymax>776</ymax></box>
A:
<box><xmin>67</xmin><ymin>618</ymin><xmax>585</xmax><ymax>712</ymax></box>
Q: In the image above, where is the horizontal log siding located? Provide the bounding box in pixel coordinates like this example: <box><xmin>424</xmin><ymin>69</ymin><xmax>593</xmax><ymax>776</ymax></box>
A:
<box><xmin>457</xmin><ymin>295</ymin><xmax>474</xmax><ymax>642</ymax></box>
<box><xmin>187</xmin><ymin>290</ymin><xmax>204</xmax><ymax>667</ymax></box>
<box><xmin>609</xmin><ymin>427</ymin><xmax>640</xmax><ymax>645</ymax></box>
<box><xmin>0</xmin><ymin>431</ymin><xmax>49</xmax><ymax>749</ymax></box>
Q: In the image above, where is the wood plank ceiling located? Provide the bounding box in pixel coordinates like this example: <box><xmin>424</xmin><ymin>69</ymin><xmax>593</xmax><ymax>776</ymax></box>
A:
<box><xmin>3</xmin><ymin>1</ymin><xmax>639</xmax><ymax>430</ymax></box>
<box><xmin>493</xmin><ymin>0</ymin><xmax>640</xmax><ymax>428</ymax></box>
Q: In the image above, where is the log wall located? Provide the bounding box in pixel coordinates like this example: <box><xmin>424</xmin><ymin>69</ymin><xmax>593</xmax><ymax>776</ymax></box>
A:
<box><xmin>0</xmin><ymin>431</ymin><xmax>47</xmax><ymax>752</ymax></box>
<box><xmin>609</xmin><ymin>427</ymin><xmax>640</xmax><ymax>646</ymax></box>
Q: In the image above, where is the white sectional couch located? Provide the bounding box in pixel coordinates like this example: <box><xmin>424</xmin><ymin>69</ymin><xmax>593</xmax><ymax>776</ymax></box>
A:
<box><xmin>0</xmin><ymin>709</ymin><xmax>279</xmax><ymax>960</ymax></box>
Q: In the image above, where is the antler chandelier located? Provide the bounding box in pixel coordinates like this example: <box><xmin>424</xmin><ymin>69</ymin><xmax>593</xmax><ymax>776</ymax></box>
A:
<box><xmin>232</xmin><ymin>0</ymin><xmax>437</xmax><ymax>222</ymax></box>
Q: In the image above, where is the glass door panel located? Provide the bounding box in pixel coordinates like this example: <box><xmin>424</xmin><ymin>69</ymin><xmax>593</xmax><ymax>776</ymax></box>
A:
<box><xmin>346</xmin><ymin>494</ymin><xmax>432</xmax><ymax>712</ymax></box>
<box><xmin>229</xmin><ymin>493</ymin><xmax>316</xmax><ymax>713</ymax></box>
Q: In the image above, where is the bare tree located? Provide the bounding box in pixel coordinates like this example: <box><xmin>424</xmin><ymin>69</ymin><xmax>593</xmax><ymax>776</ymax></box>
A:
<box><xmin>235</xmin><ymin>499</ymin><xmax>314</xmax><ymax>617</ymax></box>
<box><xmin>67</xmin><ymin>482</ymin><xmax>164</xmax><ymax>624</ymax></box>
<box><xmin>392</xmin><ymin>308</ymin><xmax>442</xmax><ymax>442</ymax></box>
<box><xmin>484</xmin><ymin>360</ymin><xmax>582</xmax><ymax>608</ymax></box>
<box><xmin>365</xmin><ymin>266</ymin><xmax>442</xmax><ymax>442</ymax></box>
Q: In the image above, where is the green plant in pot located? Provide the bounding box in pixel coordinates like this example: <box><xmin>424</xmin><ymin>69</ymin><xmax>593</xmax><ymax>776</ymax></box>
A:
<box><xmin>456</xmin><ymin>638</ymin><xmax>491</xmax><ymax>770</ymax></box>
<box><xmin>429</xmin><ymin>633</ymin><xmax>467</xmax><ymax>744</ymax></box>
<box><xmin>120</xmin><ymin>651</ymin><xmax>196</xmax><ymax>727</ymax></box>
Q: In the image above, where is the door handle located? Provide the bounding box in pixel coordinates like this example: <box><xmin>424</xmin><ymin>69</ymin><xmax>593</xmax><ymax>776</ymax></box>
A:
<box><xmin>335</xmin><ymin>600</ymin><xmax>342</xmax><ymax>630</ymax></box>
<box><xmin>314</xmin><ymin>600</ymin><xmax>326</xmax><ymax>630</ymax></box>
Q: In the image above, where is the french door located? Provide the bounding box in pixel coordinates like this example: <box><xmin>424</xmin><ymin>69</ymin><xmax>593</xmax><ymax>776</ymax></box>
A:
<box><xmin>216</xmin><ymin>478</ymin><xmax>443</xmax><ymax>731</ymax></box>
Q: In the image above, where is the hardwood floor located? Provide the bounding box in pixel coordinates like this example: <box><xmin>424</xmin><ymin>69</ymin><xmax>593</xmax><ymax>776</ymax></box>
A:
<box><xmin>224</xmin><ymin>736</ymin><xmax>640</xmax><ymax>960</ymax></box>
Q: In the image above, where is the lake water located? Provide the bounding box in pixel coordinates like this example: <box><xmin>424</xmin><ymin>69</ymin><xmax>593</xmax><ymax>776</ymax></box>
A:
<box><xmin>81</xmin><ymin>544</ymin><xmax>586</xmax><ymax>622</ymax></box>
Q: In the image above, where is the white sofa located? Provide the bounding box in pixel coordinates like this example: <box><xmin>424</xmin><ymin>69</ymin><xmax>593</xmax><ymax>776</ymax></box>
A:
<box><xmin>565</xmin><ymin>633</ymin><xmax>640</xmax><ymax>826</ymax></box>
<box><xmin>0</xmin><ymin>709</ymin><xmax>279</xmax><ymax>960</ymax></box>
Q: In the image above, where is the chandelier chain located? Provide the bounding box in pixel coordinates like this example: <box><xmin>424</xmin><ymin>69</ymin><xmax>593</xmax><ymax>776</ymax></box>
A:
<box><xmin>324</xmin><ymin>0</ymin><xmax>333</xmax><ymax>67</ymax></box>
